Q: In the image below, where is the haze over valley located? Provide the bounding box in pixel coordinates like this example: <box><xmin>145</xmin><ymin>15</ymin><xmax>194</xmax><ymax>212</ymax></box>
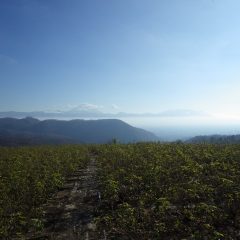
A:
<box><xmin>1</xmin><ymin>108</ymin><xmax>240</xmax><ymax>141</ymax></box>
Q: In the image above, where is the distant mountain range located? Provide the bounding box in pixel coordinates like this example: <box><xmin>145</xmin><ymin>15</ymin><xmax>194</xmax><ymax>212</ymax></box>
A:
<box><xmin>187</xmin><ymin>135</ymin><xmax>240</xmax><ymax>144</ymax></box>
<box><xmin>0</xmin><ymin>117</ymin><xmax>158</xmax><ymax>146</ymax></box>
<box><xmin>0</xmin><ymin>109</ymin><xmax>207</xmax><ymax>119</ymax></box>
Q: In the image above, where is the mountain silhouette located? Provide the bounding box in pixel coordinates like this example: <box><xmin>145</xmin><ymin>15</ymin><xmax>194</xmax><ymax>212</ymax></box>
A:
<box><xmin>0</xmin><ymin>117</ymin><xmax>158</xmax><ymax>146</ymax></box>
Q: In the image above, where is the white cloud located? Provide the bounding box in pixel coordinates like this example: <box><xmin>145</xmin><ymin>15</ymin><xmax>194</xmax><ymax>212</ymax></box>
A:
<box><xmin>74</xmin><ymin>103</ymin><xmax>103</xmax><ymax>111</ymax></box>
<box><xmin>62</xmin><ymin>103</ymin><xmax>103</xmax><ymax>112</ymax></box>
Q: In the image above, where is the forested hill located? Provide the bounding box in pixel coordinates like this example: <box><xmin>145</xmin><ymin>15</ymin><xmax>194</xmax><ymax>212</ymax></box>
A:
<box><xmin>187</xmin><ymin>134</ymin><xmax>240</xmax><ymax>144</ymax></box>
<box><xmin>0</xmin><ymin>117</ymin><xmax>158</xmax><ymax>146</ymax></box>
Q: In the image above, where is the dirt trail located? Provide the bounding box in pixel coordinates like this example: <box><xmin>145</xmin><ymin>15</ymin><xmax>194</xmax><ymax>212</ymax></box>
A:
<box><xmin>28</xmin><ymin>156</ymin><xmax>104</xmax><ymax>240</ymax></box>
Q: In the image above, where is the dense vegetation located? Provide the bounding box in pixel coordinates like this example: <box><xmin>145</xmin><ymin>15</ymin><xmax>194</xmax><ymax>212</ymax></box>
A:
<box><xmin>96</xmin><ymin>143</ymin><xmax>240</xmax><ymax>239</ymax></box>
<box><xmin>1</xmin><ymin>143</ymin><xmax>240</xmax><ymax>239</ymax></box>
<box><xmin>0</xmin><ymin>145</ymin><xmax>89</xmax><ymax>238</ymax></box>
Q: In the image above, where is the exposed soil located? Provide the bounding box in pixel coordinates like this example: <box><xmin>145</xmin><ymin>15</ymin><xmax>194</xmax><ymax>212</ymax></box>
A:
<box><xmin>27</xmin><ymin>156</ymin><xmax>104</xmax><ymax>240</ymax></box>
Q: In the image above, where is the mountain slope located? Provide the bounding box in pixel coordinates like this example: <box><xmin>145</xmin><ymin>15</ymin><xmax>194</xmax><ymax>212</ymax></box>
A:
<box><xmin>0</xmin><ymin>117</ymin><xmax>158</xmax><ymax>146</ymax></box>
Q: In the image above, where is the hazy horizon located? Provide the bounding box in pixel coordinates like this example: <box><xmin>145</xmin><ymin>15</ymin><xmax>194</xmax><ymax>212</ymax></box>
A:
<box><xmin>2</xmin><ymin>113</ymin><xmax>240</xmax><ymax>141</ymax></box>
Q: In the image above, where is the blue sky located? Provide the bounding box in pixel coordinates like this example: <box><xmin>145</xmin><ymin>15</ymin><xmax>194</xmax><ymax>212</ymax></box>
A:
<box><xmin>1</xmin><ymin>0</ymin><xmax>240</xmax><ymax>118</ymax></box>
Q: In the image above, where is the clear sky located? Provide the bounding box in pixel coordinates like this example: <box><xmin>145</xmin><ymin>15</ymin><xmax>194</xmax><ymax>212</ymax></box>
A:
<box><xmin>1</xmin><ymin>0</ymin><xmax>240</xmax><ymax>118</ymax></box>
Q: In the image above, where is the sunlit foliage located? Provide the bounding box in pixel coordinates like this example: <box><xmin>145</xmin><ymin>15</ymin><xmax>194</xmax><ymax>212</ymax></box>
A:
<box><xmin>0</xmin><ymin>145</ymin><xmax>89</xmax><ymax>238</ymax></box>
<box><xmin>96</xmin><ymin>143</ymin><xmax>240</xmax><ymax>239</ymax></box>
<box><xmin>1</xmin><ymin>143</ymin><xmax>240</xmax><ymax>239</ymax></box>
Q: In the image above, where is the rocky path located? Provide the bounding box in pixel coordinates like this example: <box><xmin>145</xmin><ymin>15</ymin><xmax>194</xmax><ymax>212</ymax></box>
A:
<box><xmin>27</xmin><ymin>156</ymin><xmax>103</xmax><ymax>240</ymax></box>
